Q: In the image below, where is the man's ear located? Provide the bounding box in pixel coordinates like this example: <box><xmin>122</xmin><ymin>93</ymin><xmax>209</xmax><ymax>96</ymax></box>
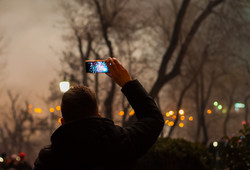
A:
<box><xmin>61</xmin><ymin>118</ymin><xmax>65</xmax><ymax>125</ymax></box>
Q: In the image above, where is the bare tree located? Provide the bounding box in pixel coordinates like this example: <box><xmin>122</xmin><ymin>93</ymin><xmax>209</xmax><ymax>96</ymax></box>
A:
<box><xmin>149</xmin><ymin>0</ymin><xmax>224</xmax><ymax>99</ymax></box>
<box><xmin>222</xmin><ymin>84</ymin><xmax>236</xmax><ymax>136</ymax></box>
<box><xmin>57</xmin><ymin>0</ymin><xmax>142</xmax><ymax>119</ymax></box>
<box><xmin>0</xmin><ymin>91</ymin><xmax>48</xmax><ymax>160</ymax></box>
<box><xmin>167</xmin><ymin>45</ymin><xmax>209</xmax><ymax>137</ymax></box>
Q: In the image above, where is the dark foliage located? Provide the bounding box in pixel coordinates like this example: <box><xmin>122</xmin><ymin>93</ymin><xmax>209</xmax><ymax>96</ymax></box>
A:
<box><xmin>135</xmin><ymin>138</ymin><xmax>212</xmax><ymax>170</ymax></box>
<box><xmin>214</xmin><ymin>124</ymin><xmax>250</xmax><ymax>170</ymax></box>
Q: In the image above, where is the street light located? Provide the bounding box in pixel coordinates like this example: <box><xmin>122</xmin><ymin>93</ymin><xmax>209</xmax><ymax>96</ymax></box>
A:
<box><xmin>213</xmin><ymin>141</ymin><xmax>218</xmax><ymax>147</ymax></box>
<box><xmin>59</xmin><ymin>81</ymin><xmax>70</xmax><ymax>93</ymax></box>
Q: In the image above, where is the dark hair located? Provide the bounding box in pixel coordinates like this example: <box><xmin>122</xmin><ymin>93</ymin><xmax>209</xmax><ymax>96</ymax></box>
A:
<box><xmin>61</xmin><ymin>85</ymin><xmax>98</xmax><ymax>122</ymax></box>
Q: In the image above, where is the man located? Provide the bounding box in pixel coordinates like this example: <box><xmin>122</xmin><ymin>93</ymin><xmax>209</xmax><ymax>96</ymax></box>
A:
<box><xmin>34</xmin><ymin>58</ymin><xmax>164</xmax><ymax>170</ymax></box>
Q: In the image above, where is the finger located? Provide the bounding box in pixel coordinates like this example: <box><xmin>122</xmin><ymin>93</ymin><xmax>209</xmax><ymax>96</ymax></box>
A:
<box><xmin>105</xmin><ymin>58</ymin><xmax>114</xmax><ymax>73</ymax></box>
<box><xmin>109</xmin><ymin>58</ymin><xmax>119</xmax><ymax>72</ymax></box>
<box><xmin>113</xmin><ymin>58</ymin><xmax>123</xmax><ymax>70</ymax></box>
<box><xmin>105</xmin><ymin>57</ymin><xmax>110</xmax><ymax>63</ymax></box>
<box><xmin>105</xmin><ymin>58</ymin><xmax>111</xmax><ymax>68</ymax></box>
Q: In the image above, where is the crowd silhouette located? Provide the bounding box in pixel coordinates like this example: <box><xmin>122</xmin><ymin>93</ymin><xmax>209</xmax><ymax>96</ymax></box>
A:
<box><xmin>0</xmin><ymin>152</ymin><xmax>32</xmax><ymax>170</ymax></box>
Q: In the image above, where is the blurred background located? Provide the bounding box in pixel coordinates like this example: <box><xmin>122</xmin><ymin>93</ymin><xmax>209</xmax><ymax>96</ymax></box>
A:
<box><xmin>0</xmin><ymin>0</ymin><xmax>249</xmax><ymax>168</ymax></box>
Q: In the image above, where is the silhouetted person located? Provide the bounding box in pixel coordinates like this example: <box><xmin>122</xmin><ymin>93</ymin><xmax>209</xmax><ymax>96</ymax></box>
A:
<box><xmin>34</xmin><ymin>58</ymin><xmax>164</xmax><ymax>170</ymax></box>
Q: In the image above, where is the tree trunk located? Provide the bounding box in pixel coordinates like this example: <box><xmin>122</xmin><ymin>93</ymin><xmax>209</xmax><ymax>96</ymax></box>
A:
<box><xmin>76</xmin><ymin>33</ymin><xmax>91</xmax><ymax>86</ymax></box>
<box><xmin>244</xmin><ymin>95</ymin><xmax>250</xmax><ymax>124</ymax></box>
<box><xmin>94</xmin><ymin>0</ymin><xmax>117</xmax><ymax>119</ymax></box>
<box><xmin>149</xmin><ymin>0</ymin><xmax>224</xmax><ymax>99</ymax></box>
<box><xmin>195</xmin><ymin>79</ymin><xmax>201</xmax><ymax>142</ymax></box>
<box><xmin>223</xmin><ymin>88</ymin><xmax>235</xmax><ymax>136</ymax></box>
<box><xmin>168</xmin><ymin>85</ymin><xmax>187</xmax><ymax>137</ymax></box>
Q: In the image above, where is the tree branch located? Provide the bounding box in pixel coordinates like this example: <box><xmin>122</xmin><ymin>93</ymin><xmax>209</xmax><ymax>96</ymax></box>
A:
<box><xmin>158</xmin><ymin>0</ymin><xmax>191</xmax><ymax>76</ymax></box>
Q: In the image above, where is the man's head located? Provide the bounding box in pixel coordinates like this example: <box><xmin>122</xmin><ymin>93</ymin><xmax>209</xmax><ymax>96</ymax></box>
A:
<box><xmin>61</xmin><ymin>85</ymin><xmax>99</xmax><ymax>123</ymax></box>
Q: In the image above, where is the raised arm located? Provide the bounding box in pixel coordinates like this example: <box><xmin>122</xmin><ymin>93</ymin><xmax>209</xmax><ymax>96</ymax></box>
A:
<box><xmin>105</xmin><ymin>57</ymin><xmax>164</xmax><ymax>157</ymax></box>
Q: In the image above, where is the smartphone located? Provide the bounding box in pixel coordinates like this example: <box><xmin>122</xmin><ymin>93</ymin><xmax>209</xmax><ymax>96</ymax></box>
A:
<box><xmin>85</xmin><ymin>60</ymin><xmax>109</xmax><ymax>73</ymax></box>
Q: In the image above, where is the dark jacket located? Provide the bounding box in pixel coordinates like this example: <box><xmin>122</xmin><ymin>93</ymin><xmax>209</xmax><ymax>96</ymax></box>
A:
<box><xmin>34</xmin><ymin>80</ymin><xmax>164</xmax><ymax>170</ymax></box>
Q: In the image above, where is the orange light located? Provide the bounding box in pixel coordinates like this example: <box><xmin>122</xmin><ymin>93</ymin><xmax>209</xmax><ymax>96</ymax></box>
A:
<box><xmin>172</xmin><ymin>115</ymin><xmax>177</xmax><ymax>120</ymax></box>
<box><xmin>179</xmin><ymin>122</ymin><xmax>184</xmax><ymax>128</ymax></box>
<box><xmin>28</xmin><ymin>104</ymin><xmax>32</xmax><ymax>109</ymax></box>
<box><xmin>166</xmin><ymin>112</ymin><xmax>170</xmax><ymax>117</ymax></box>
<box><xmin>165</xmin><ymin>120</ymin><xmax>169</xmax><ymax>124</ymax></box>
<box><xmin>207</xmin><ymin>109</ymin><xmax>212</xmax><ymax>114</ymax></box>
<box><xmin>189</xmin><ymin>116</ymin><xmax>193</xmax><ymax>121</ymax></box>
<box><xmin>180</xmin><ymin>116</ymin><xmax>185</xmax><ymax>121</ymax></box>
<box><xmin>118</xmin><ymin>111</ymin><xmax>124</xmax><ymax>116</ymax></box>
<box><xmin>168</xmin><ymin>121</ymin><xmax>174</xmax><ymax>126</ymax></box>
<box><xmin>169</xmin><ymin>111</ymin><xmax>174</xmax><ymax>116</ymax></box>
<box><xmin>129</xmin><ymin>110</ymin><xmax>135</xmax><ymax>116</ymax></box>
<box><xmin>179</xmin><ymin>109</ymin><xmax>184</xmax><ymax>115</ymax></box>
<box><xmin>34</xmin><ymin>108</ymin><xmax>42</xmax><ymax>113</ymax></box>
<box><xmin>58</xmin><ymin>118</ymin><xmax>62</xmax><ymax>124</ymax></box>
<box><xmin>28</xmin><ymin>104</ymin><xmax>32</xmax><ymax>113</ymax></box>
<box><xmin>50</xmin><ymin>108</ymin><xmax>55</xmax><ymax>113</ymax></box>
<box><xmin>56</xmin><ymin>106</ymin><xmax>61</xmax><ymax>111</ymax></box>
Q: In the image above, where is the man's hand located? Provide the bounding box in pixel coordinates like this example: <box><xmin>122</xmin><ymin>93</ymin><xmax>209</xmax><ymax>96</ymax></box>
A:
<box><xmin>105</xmin><ymin>57</ymin><xmax>132</xmax><ymax>87</ymax></box>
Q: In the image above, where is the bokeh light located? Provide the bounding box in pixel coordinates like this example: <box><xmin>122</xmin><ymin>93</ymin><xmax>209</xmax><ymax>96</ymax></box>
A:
<box><xmin>213</xmin><ymin>141</ymin><xmax>218</xmax><ymax>147</ymax></box>
<box><xmin>58</xmin><ymin>118</ymin><xmax>62</xmax><ymax>124</ymax></box>
<box><xmin>28</xmin><ymin>104</ymin><xmax>32</xmax><ymax>113</ymax></box>
<box><xmin>168</xmin><ymin>121</ymin><xmax>174</xmax><ymax>126</ymax></box>
<box><xmin>118</xmin><ymin>111</ymin><xmax>124</xmax><ymax>116</ymax></box>
<box><xmin>56</xmin><ymin>106</ymin><xmax>61</xmax><ymax>111</ymax></box>
<box><xmin>189</xmin><ymin>116</ymin><xmax>193</xmax><ymax>121</ymax></box>
<box><xmin>166</xmin><ymin>112</ymin><xmax>170</xmax><ymax>117</ymax></box>
<box><xmin>213</xmin><ymin>101</ymin><xmax>218</xmax><ymax>106</ymax></box>
<box><xmin>180</xmin><ymin>116</ymin><xmax>185</xmax><ymax>121</ymax></box>
<box><xmin>207</xmin><ymin>109</ymin><xmax>212</xmax><ymax>114</ymax></box>
<box><xmin>59</xmin><ymin>81</ymin><xmax>70</xmax><ymax>93</ymax></box>
<box><xmin>179</xmin><ymin>109</ymin><xmax>184</xmax><ymax>115</ymax></box>
<box><xmin>169</xmin><ymin>111</ymin><xmax>174</xmax><ymax>116</ymax></box>
<box><xmin>34</xmin><ymin>108</ymin><xmax>42</xmax><ymax>113</ymax></box>
<box><xmin>179</xmin><ymin>122</ymin><xmax>184</xmax><ymax>128</ymax></box>
<box><xmin>129</xmin><ymin>110</ymin><xmax>135</xmax><ymax>116</ymax></box>
<box><xmin>50</xmin><ymin>108</ymin><xmax>55</xmax><ymax>113</ymax></box>
<box><xmin>28</xmin><ymin>104</ymin><xmax>32</xmax><ymax>109</ymax></box>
